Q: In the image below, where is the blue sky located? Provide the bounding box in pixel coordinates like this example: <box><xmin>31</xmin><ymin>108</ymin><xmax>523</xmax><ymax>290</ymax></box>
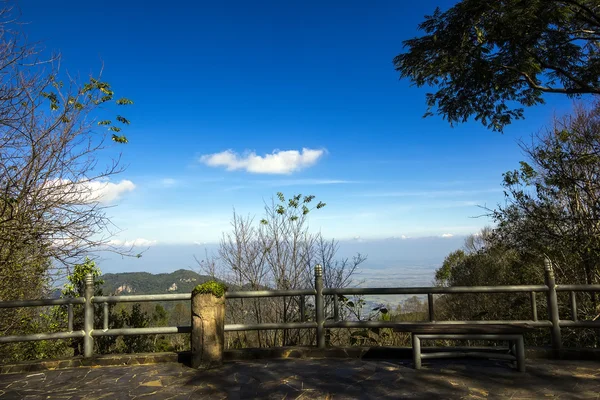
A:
<box><xmin>21</xmin><ymin>1</ymin><xmax>578</xmax><ymax>253</ymax></box>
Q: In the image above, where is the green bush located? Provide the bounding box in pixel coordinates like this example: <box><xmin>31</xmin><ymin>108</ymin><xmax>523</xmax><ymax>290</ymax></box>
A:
<box><xmin>192</xmin><ymin>281</ymin><xmax>227</xmax><ymax>298</ymax></box>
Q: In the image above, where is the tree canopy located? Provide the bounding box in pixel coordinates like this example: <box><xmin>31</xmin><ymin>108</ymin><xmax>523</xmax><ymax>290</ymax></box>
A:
<box><xmin>492</xmin><ymin>101</ymin><xmax>600</xmax><ymax>285</ymax></box>
<box><xmin>394</xmin><ymin>0</ymin><xmax>600</xmax><ymax>131</ymax></box>
<box><xmin>434</xmin><ymin>101</ymin><xmax>600</xmax><ymax>345</ymax></box>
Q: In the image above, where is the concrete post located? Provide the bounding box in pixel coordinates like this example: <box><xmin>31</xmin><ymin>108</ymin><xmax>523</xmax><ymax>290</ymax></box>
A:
<box><xmin>315</xmin><ymin>264</ymin><xmax>325</xmax><ymax>349</ymax></box>
<box><xmin>83</xmin><ymin>273</ymin><xmax>94</xmax><ymax>358</ymax></box>
<box><xmin>544</xmin><ymin>257</ymin><xmax>562</xmax><ymax>358</ymax></box>
<box><xmin>191</xmin><ymin>284</ymin><xmax>226</xmax><ymax>369</ymax></box>
<box><xmin>428</xmin><ymin>293</ymin><xmax>435</xmax><ymax>322</ymax></box>
<box><xmin>412</xmin><ymin>334</ymin><xmax>422</xmax><ymax>369</ymax></box>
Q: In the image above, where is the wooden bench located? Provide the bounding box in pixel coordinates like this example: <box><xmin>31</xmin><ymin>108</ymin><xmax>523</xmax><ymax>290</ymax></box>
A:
<box><xmin>393</xmin><ymin>324</ymin><xmax>534</xmax><ymax>372</ymax></box>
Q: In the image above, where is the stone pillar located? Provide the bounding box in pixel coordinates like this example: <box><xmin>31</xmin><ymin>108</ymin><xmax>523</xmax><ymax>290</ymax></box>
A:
<box><xmin>191</xmin><ymin>282</ymin><xmax>226</xmax><ymax>369</ymax></box>
<box><xmin>314</xmin><ymin>264</ymin><xmax>325</xmax><ymax>349</ymax></box>
<box><xmin>83</xmin><ymin>273</ymin><xmax>95</xmax><ymax>358</ymax></box>
<box><xmin>544</xmin><ymin>257</ymin><xmax>562</xmax><ymax>358</ymax></box>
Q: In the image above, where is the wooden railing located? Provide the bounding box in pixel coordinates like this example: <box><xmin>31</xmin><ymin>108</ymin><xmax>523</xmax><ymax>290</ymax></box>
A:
<box><xmin>1</xmin><ymin>258</ymin><xmax>599</xmax><ymax>358</ymax></box>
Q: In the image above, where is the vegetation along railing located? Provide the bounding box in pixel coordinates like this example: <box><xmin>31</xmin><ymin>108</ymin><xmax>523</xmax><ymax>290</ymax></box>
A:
<box><xmin>1</xmin><ymin>258</ymin><xmax>600</xmax><ymax>358</ymax></box>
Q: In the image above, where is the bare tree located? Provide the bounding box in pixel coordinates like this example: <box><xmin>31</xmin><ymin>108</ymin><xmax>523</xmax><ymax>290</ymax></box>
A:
<box><xmin>0</xmin><ymin>3</ymin><xmax>134</xmax><ymax>308</ymax></box>
<box><xmin>196</xmin><ymin>193</ymin><xmax>366</xmax><ymax>347</ymax></box>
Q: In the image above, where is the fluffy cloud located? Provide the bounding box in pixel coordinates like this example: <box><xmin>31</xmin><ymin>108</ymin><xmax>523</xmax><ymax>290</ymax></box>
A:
<box><xmin>85</xmin><ymin>180</ymin><xmax>136</xmax><ymax>204</ymax></box>
<box><xmin>199</xmin><ymin>148</ymin><xmax>325</xmax><ymax>174</ymax></box>
<box><xmin>45</xmin><ymin>178</ymin><xmax>135</xmax><ymax>205</ymax></box>
<box><xmin>108</xmin><ymin>238</ymin><xmax>158</xmax><ymax>247</ymax></box>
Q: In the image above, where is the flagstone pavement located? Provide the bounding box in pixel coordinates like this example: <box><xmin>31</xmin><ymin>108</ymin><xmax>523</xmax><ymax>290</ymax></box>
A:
<box><xmin>0</xmin><ymin>358</ymin><xmax>599</xmax><ymax>399</ymax></box>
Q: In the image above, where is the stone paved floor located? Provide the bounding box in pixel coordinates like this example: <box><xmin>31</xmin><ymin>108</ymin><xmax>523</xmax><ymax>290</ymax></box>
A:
<box><xmin>0</xmin><ymin>358</ymin><xmax>598</xmax><ymax>399</ymax></box>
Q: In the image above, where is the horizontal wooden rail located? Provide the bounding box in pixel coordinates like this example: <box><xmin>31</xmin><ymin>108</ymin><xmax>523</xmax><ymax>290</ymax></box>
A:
<box><xmin>0</xmin><ymin>331</ymin><xmax>85</xmax><ymax>343</ymax></box>
<box><xmin>556</xmin><ymin>285</ymin><xmax>600</xmax><ymax>292</ymax></box>
<box><xmin>225</xmin><ymin>322</ymin><xmax>318</xmax><ymax>331</ymax></box>
<box><xmin>324</xmin><ymin>320</ymin><xmax>553</xmax><ymax>329</ymax></box>
<box><xmin>93</xmin><ymin>326</ymin><xmax>192</xmax><ymax>336</ymax></box>
<box><xmin>0</xmin><ymin>298</ymin><xmax>85</xmax><ymax>308</ymax></box>
<box><xmin>93</xmin><ymin>294</ymin><xmax>191</xmax><ymax>303</ymax></box>
<box><xmin>323</xmin><ymin>285</ymin><xmax>549</xmax><ymax>296</ymax></box>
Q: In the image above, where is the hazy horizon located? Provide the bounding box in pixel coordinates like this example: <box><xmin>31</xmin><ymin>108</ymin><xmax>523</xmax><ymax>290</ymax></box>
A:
<box><xmin>95</xmin><ymin>235</ymin><xmax>467</xmax><ymax>290</ymax></box>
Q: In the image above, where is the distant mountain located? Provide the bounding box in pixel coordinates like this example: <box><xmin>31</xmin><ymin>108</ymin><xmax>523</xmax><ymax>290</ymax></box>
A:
<box><xmin>100</xmin><ymin>269</ymin><xmax>213</xmax><ymax>295</ymax></box>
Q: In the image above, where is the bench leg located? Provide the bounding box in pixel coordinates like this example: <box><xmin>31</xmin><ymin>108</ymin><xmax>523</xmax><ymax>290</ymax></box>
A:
<box><xmin>509</xmin><ymin>340</ymin><xmax>517</xmax><ymax>368</ymax></box>
<box><xmin>516</xmin><ymin>336</ymin><xmax>525</xmax><ymax>372</ymax></box>
<box><xmin>412</xmin><ymin>334</ymin><xmax>422</xmax><ymax>369</ymax></box>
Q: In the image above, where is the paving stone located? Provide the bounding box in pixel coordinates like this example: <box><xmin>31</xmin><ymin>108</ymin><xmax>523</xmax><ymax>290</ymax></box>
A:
<box><xmin>0</xmin><ymin>359</ymin><xmax>598</xmax><ymax>399</ymax></box>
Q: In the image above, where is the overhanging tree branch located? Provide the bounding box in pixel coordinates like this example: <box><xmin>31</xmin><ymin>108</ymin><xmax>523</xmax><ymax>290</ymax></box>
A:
<box><xmin>501</xmin><ymin>65</ymin><xmax>600</xmax><ymax>95</ymax></box>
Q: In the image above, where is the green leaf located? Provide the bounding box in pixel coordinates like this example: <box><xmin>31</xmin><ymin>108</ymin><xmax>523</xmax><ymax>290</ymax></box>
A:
<box><xmin>519</xmin><ymin>161</ymin><xmax>536</xmax><ymax>180</ymax></box>
<box><xmin>98</xmin><ymin>120</ymin><xmax>112</xmax><ymax>126</ymax></box>
<box><xmin>81</xmin><ymin>83</ymin><xmax>94</xmax><ymax>94</ymax></box>
<box><xmin>116</xmin><ymin>115</ymin><xmax>130</xmax><ymax>125</ymax></box>
<box><xmin>111</xmin><ymin>134</ymin><xmax>128</xmax><ymax>144</ymax></box>
<box><xmin>116</xmin><ymin>98</ymin><xmax>134</xmax><ymax>105</ymax></box>
<box><xmin>557</xmin><ymin>129</ymin><xmax>569</xmax><ymax>142</ymax></box>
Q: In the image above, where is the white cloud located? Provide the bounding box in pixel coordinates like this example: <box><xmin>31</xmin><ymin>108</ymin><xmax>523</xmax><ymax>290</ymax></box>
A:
<box><xmin>223</xmin><ymin>185</ymin><xmax>251</xmax><ymax>191</ymax></box>
<box><xmin>160</xmin><ymin>178</ymin><xmax>178</xmax><ymax>187</ymax></box>
<box><xmin>108</xmin><ymin>238</ymin><xmax>158</xmax><ymax>247</ymax></box>
<box><xmin>86</xmin><ymin>180</ymin><xmax>136</xmax><ymax>204</ymax></box>
<box><xmin>262</xmin><ymin>179</ymin><xmax>357</xmax><ymax>186</ymax></box>
<box><xmin>199</xmin><ymin>148</ymin><xmax>325</xmax><ymax>174</ymax></box>
<box><xmin>44</xmin><ymin>179</ymin><xmax>135</xmax><ymax>205</ymax></box>
<box><xmin>223</xmin><ymin>178</ymin><xmax>354</xmax><ymax>191</ymax></box>
<box><xmin>441</xmin><ymin>233</ymin><xmax>454</xmax><ymax>238</ymax></box>
<box><xmin>358</xmin><ymin>189</ymin><xmax>502</xmax><ymax>198</ymax></box>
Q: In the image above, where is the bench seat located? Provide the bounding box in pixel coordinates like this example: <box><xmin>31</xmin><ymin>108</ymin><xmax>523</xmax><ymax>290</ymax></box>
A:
<box><xmin>393</xmin><ymin>324</ymin><xmax>534</xmax><ymax>372</ymax></box>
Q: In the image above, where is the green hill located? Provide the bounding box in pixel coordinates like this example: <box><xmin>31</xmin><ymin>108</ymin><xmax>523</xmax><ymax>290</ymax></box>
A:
<box><xmin>100</xmin><ymin>269</ymin><xmax>213</xmax><ymax>295</ymax></box>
